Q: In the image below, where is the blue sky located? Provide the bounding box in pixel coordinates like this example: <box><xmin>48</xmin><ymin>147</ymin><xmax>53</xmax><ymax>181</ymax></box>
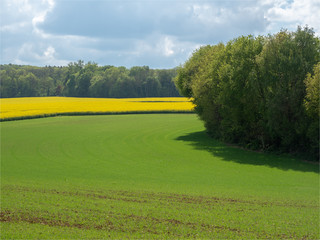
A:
<box><xmin>1</xmin><ymin>0</ymin><xmax>319</xmax><ymax>69</ymax></box>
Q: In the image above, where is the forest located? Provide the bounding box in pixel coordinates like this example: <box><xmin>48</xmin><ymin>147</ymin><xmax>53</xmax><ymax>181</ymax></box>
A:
<box><xmin>175</xmin><ymin>26</ymin><xmax>319</xmax><ymax>160</ymax></box>
<box><xmin>0</xmin><ymin>63</ymin><xmax>180</xmax><ymax>98</ymax></box>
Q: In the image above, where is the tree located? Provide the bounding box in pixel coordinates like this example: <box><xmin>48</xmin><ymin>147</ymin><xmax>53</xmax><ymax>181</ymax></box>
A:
<box><xmin>257</xmin><ymin>28</ymin><xmax>320</xmax><ymax>151</ymax></box>
<box><xmin>17</xmin><ymin>72</ymin><xmax>40</xmax><ymax>97</ymax></box>
<box><xmin>76</xmin><ymin>71</ymin><xmax>92</xmax><ymax>97</ymax></box>
<box><xmin>175</xmin><ymin>45</ymin><xmax>215</xmax><ymax>98</ymax></box>
<box><xmin>157</xmin><ymin>69</ymin><xmax>180</xmax><ymax>97</ymax></box>
<box><xmin>304</xmin><ymin>62</ymin><xmax>320</xmax><ymax>158</ymax></box>
<box><xmin>66</xmin><ymin>75</ymin><xmax>77</xmax><ymax>97</ymax></box>
<box><xmin>188</xmin><ymin>44</ymin><xmax>226</xmax><ymax>139</ymax></box>
<box><xmin>175</xmin><ymin>26</ymin><xmax>320</xmax><ymax>159</ymax></box>
<box><xmin>217</xmin><ymin>36</ymin><xmax>264</xmax><ymax>145</ymax></box>
<box><xmin>0</xmin><ymin>70</ymin><xmax>17</xmax><ymax>97</ymax></box>
<box><xmin>129</xmin><ymin>66</ymin><xmax>150</xmax><ymax>97</ymax></box>
<box><xmin>1</xmin><ymin>62</ymin><xmax>181</xmax><ymax>98</ymax></box>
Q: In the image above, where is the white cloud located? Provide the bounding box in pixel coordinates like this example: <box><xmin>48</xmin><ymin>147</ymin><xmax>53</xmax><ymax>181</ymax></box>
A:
<box><xmin>44</xmin><ymin>46</ymin><xmax>55</xmax><ymax>58</ymax></box>
<box><xmin>1</xmin><ymin>0</ymin><xmax>69</xmax><ymax>65</ymax></box>
<box><xmin>1</xmin><ymin>0</ymin><xmax>319</xmax><ymax>68</ymax></box>
<box><xmin>191</xmin><ymin>4</ymin><xmax>225</xmax><ymax>25</ymax></box>
<box><xmin>9</xmin><ymin>0</ymin><xmax>33</xmax><ymax>13</ymax></box>
<box><xmin>14</xmin><ymin>43</ymin><xmax>68</xmax><ymax>66</ymax></box>
<box><xmin>1</xmin><ymin>0</ymin><xmax>54</xmax><ymax>30</ymax></box>
<box><xmin>129</xmin><ymin>33</ymin><xmax>200</xmax><ymax>68</ymax></box>
<box><xmin>159</xmin><ymin>36</ymin><xmax>175</xmax><ymax>57</ymax></box>
<box><xmin>32</xmin><ymin>0</ymin><xmax>55</xmax><ymax>35</ymax></box>
<box><xmin>261</xmin><ymin>0</ymin><xmax>320</xmax><ymax>35</ymax></box>
<box><xmin>0</xmin><ymin>22</ymin><xmax>29</xmax><ymax>33</ymax></box>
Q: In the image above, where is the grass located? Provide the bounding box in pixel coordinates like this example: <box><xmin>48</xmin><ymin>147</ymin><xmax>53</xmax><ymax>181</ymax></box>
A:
<box><xmin>1</xmin><ymin>114</ymin><xmax>319</xmax><ymax>239</ymax></box>
<box><xmin>0</xmin><ymin>97</ymin><xmax>194</xmax><ymax>121</ymax></box>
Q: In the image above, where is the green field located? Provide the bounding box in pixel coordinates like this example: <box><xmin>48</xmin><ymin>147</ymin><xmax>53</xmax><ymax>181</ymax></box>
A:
<box><xmin>1</xmin><ymin>114</ymin><xmax>319</xmax><ymax>239</ymax></box>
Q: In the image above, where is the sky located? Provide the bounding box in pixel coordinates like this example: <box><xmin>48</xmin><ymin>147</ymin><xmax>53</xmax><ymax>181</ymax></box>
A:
<box><xmin>1</xmin><ymin>0</ymin><xmax>319</xmax><ymax>69</ymax></box>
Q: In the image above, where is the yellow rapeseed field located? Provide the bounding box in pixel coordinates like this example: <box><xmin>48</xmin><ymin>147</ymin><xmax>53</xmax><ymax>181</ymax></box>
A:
<box><xmin>0</xmin><ymin>97</ymin><xmax>194</xmax><ymax>120</ymax></box>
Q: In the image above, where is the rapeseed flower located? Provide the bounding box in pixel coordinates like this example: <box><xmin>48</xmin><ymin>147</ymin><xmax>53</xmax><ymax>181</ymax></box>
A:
<box><xmin>0</xmin><ymin>97</ymin><xmax>194</xmax><ymax>120</ymax></box>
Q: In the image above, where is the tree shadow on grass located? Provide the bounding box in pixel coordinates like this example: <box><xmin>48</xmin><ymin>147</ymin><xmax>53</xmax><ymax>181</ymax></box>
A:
<box><xmin>176</xmin><ymin>131</ymin><xmax>319</xmax><ymax>174</ymax></box>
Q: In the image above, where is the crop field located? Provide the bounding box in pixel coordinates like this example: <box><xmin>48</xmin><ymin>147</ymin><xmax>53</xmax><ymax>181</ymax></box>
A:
<box><xmin>1</xmin><ymin>111</ymin><xmax>319</xmax><ymax>239</ymax></box>
<box><xmin>0</xmin><ymin>97</ymin><xmax>194</xmax><ymax>121</ymax></box>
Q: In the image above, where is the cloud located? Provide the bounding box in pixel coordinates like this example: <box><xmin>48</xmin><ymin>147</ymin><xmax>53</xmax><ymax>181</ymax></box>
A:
<box><xmin>39</xmin><ymin>0</ymin><xmax>268</xmax><ymax>43</ymax></box>
<box><xmin>261</xmin><ymin>0</ymin><xmax>320</xmax><ymax>35</ymax></box>
<box><xmin>0</xmin><ymin>0</ymin><xmax>63</xmax><ymax>65</ymax></box>
<box><xmin>39</xmin><ymin>0</ymin><xmax>154</xmax><ymax>38</ymax></box>
<box><xmin>1</xmin><ymin>0</ymin><xmax>319</xmax><ymax>68</ymax></box>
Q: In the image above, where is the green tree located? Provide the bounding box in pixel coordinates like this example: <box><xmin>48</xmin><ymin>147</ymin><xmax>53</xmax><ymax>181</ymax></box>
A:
<box><xmin>76</xmin><ymin>71</ymin><xmax>92</xmax><ymax>97</ymax></box>
<box><xmin>175</xmin><ymin>45</ymin><xmax>215</xmax><ymax>98</ymax></box>
<box><xmin>156</xmin><ymin>69</ymin><xmax>180</xmax><ymax>97</ymax></box>
<box><xmin>0</xmin><ymin>70</ymin><xmax>17</xmax><ymax>97</ymax></box>
<box><xmin>89</xmin><ymin>74</ymin><xmax>108</xmax><ymax>97</ymax></box>
<box><xmin>257</xmin><ymin>28</ymin><xmax>320</xmax><ymax>151</ymax></box>
<box><xmin>1</xmin><ymin>62</ymin><xmax>180</xmax><ymax>98</ymax></box>
<box><xmin>17</xmin><ymin>72</ymin><xmax>40</xmax><ymax>97</ymax></box>
<box><xmin>66</xmin><ymin>75</ymin><xmax>77</xmax><ymax>97</ymax></box>
<box><xmin>129</xmin><ymin>66</ymin><xmax>150</xmax><ymax>97</ymax></box>
<box><xmin>189</xmin><ymin>44</ymin><xmax>226</xmax><ymax>139</ymax></box>
<box><xmin>217</xmin><ymin>36</ymin><xmax>264</xmax><ymax>146</ymax></box>
<box><xmin>175</xmin><ymin>26</ymin><xmax>320</xmax><ymax>159</ymax></box>
<box><xmin>304</xmin><ymin>62</ymin><xmax>320</xmax><ymax>157</ymax></box>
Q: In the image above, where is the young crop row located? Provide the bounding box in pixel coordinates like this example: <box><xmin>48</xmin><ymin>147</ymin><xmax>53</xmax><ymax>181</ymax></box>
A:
<box><xmin>2</xmin><ymin>184</ymin><xmax>318</xmax><ymax>239</ymax></box>
<box><xmin>0</xmin><ymin>97</ymin><xmax>194</xmax><ymax>121</ymax></box>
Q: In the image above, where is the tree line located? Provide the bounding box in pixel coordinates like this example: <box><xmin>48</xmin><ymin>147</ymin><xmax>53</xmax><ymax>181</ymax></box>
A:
<box><xmin>175</xmin><ymin>26</ymin><xmax>319</xmax><ymax>160</ymax></box>
<box><xmin>0</xmin><ymin>62</ymin><xmax>180</xmax><ymax>98</ymax></box>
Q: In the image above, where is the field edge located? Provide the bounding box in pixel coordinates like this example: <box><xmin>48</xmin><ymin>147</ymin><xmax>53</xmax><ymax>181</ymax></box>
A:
<box><xmin>0</xmin><ymin>110</ymin><xmax>195</xmax><ymax>122</ymax></box>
